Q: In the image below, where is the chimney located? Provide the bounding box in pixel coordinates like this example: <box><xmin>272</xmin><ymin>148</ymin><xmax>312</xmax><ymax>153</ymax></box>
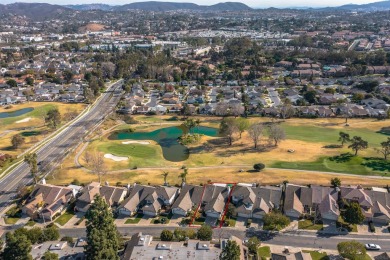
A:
<box><xmin>41</xmin><ymin>178</ymin><xmax>46</xmax><ymax>185</ymax></box>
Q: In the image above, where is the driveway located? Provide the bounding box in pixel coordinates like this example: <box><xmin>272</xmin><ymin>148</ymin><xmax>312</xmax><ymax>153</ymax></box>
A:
<box><xmin>63</xmin><ymin>212</ymin><xmax>85</xmax><ymax>228</ymax></box>
<box><xmin>235</xmin><ymin>217</ymin><xmax>247</xmax><ymax>230</ymax></box>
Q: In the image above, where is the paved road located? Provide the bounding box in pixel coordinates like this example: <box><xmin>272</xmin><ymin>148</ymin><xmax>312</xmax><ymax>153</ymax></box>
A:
<box><xmin>0</xmin><ymin>80</ymin><xmax>123</xmax><ymax>213</ymax></box>
<box><xmin>55</xmin><ymin>227</ymin><xmax>390</xmax><ymax>252</ymax></box>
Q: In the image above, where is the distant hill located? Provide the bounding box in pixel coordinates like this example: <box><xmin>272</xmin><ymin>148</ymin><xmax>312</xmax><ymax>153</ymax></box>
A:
<box><xmin>64</xmin><ymin>4</ymin><xmax>114</xmax><ymax>11</ymax></box>
<box><xmin>320</xmin><ymin>0</ymin><xmax>390</xmax><ymax>11</ymax></box>
<box><xmin>0</xmin><ymin>3</ymin><xmax>71</xmax><ymax>19</ymax></box>
<box><xmin>114</xmin><ymin>1</ymin><xmax>252</xmax><ymax>11</ymax></box>
<box><xmin>63</xmin><ymin>1</ymin><xmax>252</xmax><ymax>12</ymax></box>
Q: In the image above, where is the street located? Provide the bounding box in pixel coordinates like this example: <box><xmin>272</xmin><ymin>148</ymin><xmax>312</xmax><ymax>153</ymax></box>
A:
<box><xmin>55</xmin><ymin>226</ymin><xmax>390</xmax><ymax>252</ymax></box>
<box><xmin>0</xmin><ymin>80</ymin><xmax>123</xmax><ymax>213</ymax></box>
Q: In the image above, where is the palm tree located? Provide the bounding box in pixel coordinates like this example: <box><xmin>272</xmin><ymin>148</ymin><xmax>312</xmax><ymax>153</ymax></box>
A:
<box><xmin>162</xmin><ymin>171</ymin><xmax>169</xmax><ymax>186</ymax></box>
<box><xmin>179</xmin><ymin>168</ymin><xmax>188</xmax><ymax>186</ymax></box>
<box><xmin>24</xmin><ymin>152</ymin><xmax>38</xmax><ymax>184</ymax></box>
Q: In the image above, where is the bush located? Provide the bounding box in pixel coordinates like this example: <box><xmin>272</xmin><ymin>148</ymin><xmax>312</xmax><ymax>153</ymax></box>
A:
<box><xmin>160</xmin><ymin>230</ymin><xmax>173</xmax><ymax>241</ymax></box>
<box><xmin>253</xmin><ymin>163</ymin><xmax>265</xmax><ymax>172</ymax></box>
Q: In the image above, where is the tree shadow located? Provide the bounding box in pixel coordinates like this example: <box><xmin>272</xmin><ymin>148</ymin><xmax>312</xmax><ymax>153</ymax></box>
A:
<box><xmin>328</xmin><ymin>153</ymin><xmax>353</xmax><ymax>163</ymax></box>
<box><xmin>377</xmin><ymin>127</ymin><xmax>390</xmax><ymax>136</ymax></box>
<box><xmin>361</xmin><ymin>158</ymin><xmax>390</xmax><ymax>172</ymax></box>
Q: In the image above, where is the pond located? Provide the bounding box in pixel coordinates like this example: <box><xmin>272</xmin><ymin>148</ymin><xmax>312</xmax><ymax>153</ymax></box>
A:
<box><xmin>109</xmin><ymin>126</ymin><xmax>219</xmax><ymax>162</ymax></box>
<box><xmin>0</xmin><ymin>107</ymin><xmax>34</xmax><ymax>119</ymax></box>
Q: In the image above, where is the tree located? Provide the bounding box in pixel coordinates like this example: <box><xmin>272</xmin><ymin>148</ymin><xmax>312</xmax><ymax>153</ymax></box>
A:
<box><xmin>337</xmin><ymin>241</ymin><xmax>366</xmax><ymax>259</ymax></box>
<box><xmin>263</xmin><ymin>212</ymin><xmax>291</xmax><ymax>231</ymax></box>
<box><xmin>331</xmin><ymin>177</ymin><xmax>341</xmax><ymax>188</ymax></box>
<box><xmin>85</xmin><ymin>195</ymin><xmax>120</xmax><ymax>260</ymax></box>
<box><xmin>253</xmin><ymin>163</ymin><xmax>265</xmax><ymax>172</ymax></box>
<box><xmin>248</xmin><ymin>123</ymin><xmax>263</xmax><ymax>149</ymax></box>
<box><xmin>88</xmin><ymin>152</ymin><xmax>107</xmax><ymax>183</ymax></box>
<box><xmin>226</xmin><ymin>203</ymin><xmax>236</xmax><ymax>219</ymax></box>
<box><xmin>42</xmin><ymin>226</ymin><xmax>60</xmax><ymax>241</ymax></box>
<box><xmin>338</xmin><ymin>132</ymin><xmax>350</xmax><ymax>146</ymax></box>
<box><xmin>45</xmin><ymin>108</ymin><xmax>61</xmax><ymax>129</ymax></box>
<box><xmin>219</xmin><ymin>118</ymin><xmax>238</xmax><ymax>146</ymax></box>
<box><xmin>173</xmin><ymin>228</ymin><xmax>187</xmax><ymax>241</ymax></box>
<box><xmin>162</xmin><ymin>171</ymin><xmax>169</xmax><ymax>185</ymax></box>
<box><xmin>343</xmin><ymin>202</ymin><xmax>365</xmax><ymax>224</ymax></box>
<box><xmin>236</xmin><ymin>118</ymin><xmax>250</xmax><ymax>138</ymax></box>
<box><xmin>160</xmin><ymin>230</ymin><xmax>174</xmax><ymax>241</ymax></box>
<box><xmin>267</xmin><ymin>124</ymin><xmax>286</xmax><ymax>146</ymax></box>
<box><xmin>197</xmin><ymin>224</ymin><xmax>213</xmax><ymax>241</ymax></box>
<box><xmin>2</xmin><ymin>232</ymin><xmax>32</xmax><ymax>260</ymax></box>
<box><xmin>11</xmin><ymin>134</ymin><xmax>25</xmax><ymax>149</ymax></box>
<box><xmin>25</xmin><ymin>77</ymin><xmax>34</xmax><ymax>86</ymax></box>
<box><xmin>63</xmin><ymin>70</ymin><xmax>74</xmax><ymax>83</ymax></box>
<box><xmin>220</xmin><ymin>240</ymin><xmax>240</xmax><ymax>260</ymax></box>
<box><xmin>6</xmin><ymin>79</ymin><xmax>17</xmax><ymax>88</ymax></box>
<box><xmin>247</xmin><ymin>237</ymin><xmax>261</xmax><ymax>255</ymax></box>
<box><xmin>348</xmin><ymin>136</ymin><xmax>368</xmax><ymax>156</ymax></box>
<box><xmin>42</xmin><ymin>251</ymin><xmax>59</xmax><ymax>260</ymax></box>
<box><xmin>376</xmin><ymin>137</ymin><xmax>390</xmax><ymax>160</ymax></box>
<box><xmin>24</xmin><ymin>153</ymin><xmax>38</xmax><ymax>184</ymax></box>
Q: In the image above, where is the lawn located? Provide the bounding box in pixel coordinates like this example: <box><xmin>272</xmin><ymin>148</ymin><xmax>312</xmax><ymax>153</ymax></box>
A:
<box><xmin>54</xmin><ymin>211</ymin><xmax>74</xmax><ymax>226</ymax></box>
<box><xmin>192</xmin><ymin>217</ymin><xmax>206</xmax><ymax>225</ymax></box>
<box><xmin>125</xmin><ymin>214</ymin><xmax>143</xmax><ymax>224</ymax></box>
<box><xmin>4</xmin><ymin>217</ymin><xmax>19</xmax><ymax>225</ymax></box>
<box><xmin>302</xmin><ymin>250</ymin><xmax>329</xmax><ymax>260</ymax></box>
<box><xmin>298</xmin><ymin>220</ymin><xmax>323</xmax><ymax>231</ymax></box>
<box><xmin>257</xmin><ymin>246</ymin><xmax>271</xmax><ymax>258</ymax></box>
<box><xmin>150</xmin><ymin>216</ymin><xmax>170</xmax><ymax>224</ymax></box>
<box><xmin>337</xmin><ymin>217</ymin><xmax>358</xmax><ymax>232</ymax></box>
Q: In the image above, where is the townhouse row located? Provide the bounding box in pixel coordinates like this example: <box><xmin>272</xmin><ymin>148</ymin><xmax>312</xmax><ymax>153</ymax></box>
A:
<box><xmin>22</xmin><ymin>182</ymin><xmax>390</xmax><ymax>225</ymax></box>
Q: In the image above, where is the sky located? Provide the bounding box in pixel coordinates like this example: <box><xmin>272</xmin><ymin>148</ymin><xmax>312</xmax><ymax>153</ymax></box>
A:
<box><xmin>0</xmin><ymin>0</ymin><xmax>383</xmax><ymax>8</ymax></box>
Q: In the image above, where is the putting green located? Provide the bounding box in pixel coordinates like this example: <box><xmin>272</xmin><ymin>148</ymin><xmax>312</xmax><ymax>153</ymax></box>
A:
<box><xmin>98</xmin><ymin>143</ymin><xmax>157</xmax><ymax>158</ymax></box>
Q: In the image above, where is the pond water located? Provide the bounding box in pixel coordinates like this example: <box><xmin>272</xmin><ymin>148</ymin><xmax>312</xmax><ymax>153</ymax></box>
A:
<box><xmin>0</xmin><ymin>107</ymin><xmax>34</xmax><ymax>119</ymax></box>
<box><xmin>109</xmin><ymin>126</ymin><xmax>218</xmax><ymax>162</ymax></box>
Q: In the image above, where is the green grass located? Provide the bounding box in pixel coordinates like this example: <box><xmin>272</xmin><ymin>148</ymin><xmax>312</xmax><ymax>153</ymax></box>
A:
<box><xmin>4</xmin><ymin>217</ymin><xmax>19</xmax><ymax>225</ymax></box>
<box><xmin>26</xmin><ymin>220</ymin><xmax>36</xmax><ymax>227</ymax></box>
<box><xmin>257</xmin><ymin>246</ymin><xmax>271</xmax><ymax>258</ymax></box>
<box><xmin>98</xmin><ymin>143</ymin><xmax>157</xmax><ymax>158</ymax></box>
<box><xmin>337</xmin><ymin>217</ymin><xmax>358</xmax><ymax>232</ymax></box>
<box><xmin>54</xmin><ymin>212</ymin><xmax>74</xmax><ymax>226</ymax></box>
<box><xmin>125</xmin><ymin>214</ymin><xmax>143</xmax><ymax>224</ymax></box>
<box><xmin>193</xmin><ymin>217</ymin><xmax>206</xmax><ymax>225</ymax></box>
<box><xmin>281</xmin><ymin>123</ymin><xmax>384</xmax><ymax>147</ymax></box>
<box><xmin>298</xmin><ymin>220</ymin><xmax>323</xmax><ymax>230</ymax></box>
<box><xmin>272</xmin><ymin>155</ymin><xmax>385</xmax><ymax>176</ymax></box>
<box><xmin>302</xmin><ymin>250</ymin><xmax>329</xmax><ymax>260</ymax></box>
<box><xmin>0</xmin><ymin>104</ymin><xmax>56</xmax><ymax>126</ymax></box>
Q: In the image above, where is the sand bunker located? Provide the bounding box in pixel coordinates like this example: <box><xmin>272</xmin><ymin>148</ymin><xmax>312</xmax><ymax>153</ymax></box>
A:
<box><xmin>122</xmin><ymin>141</ymin><xmax>150</xmax><ymax>145</ymax></box>
<box><xmin>16</xmin><ymin>117</ymin><xmax>31</xmax><ymax>123</ymax></box>
<box><xmin>104</xmin><ymin>153</ymin><xmax>128</xmax><ymax>161</ymax></box>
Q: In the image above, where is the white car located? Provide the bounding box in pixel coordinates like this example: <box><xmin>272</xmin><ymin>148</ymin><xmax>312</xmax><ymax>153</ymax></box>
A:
<box><xmin>365</xmin><ymin>244</ymin><xmax>381</xmax><ymax>250</ymax></box>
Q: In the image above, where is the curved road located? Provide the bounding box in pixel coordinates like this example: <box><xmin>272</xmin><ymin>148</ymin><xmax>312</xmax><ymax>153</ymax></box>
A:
<box><xmin>0</xmin><ymin>80</ymin><xmax>123</xmax><ymax>213</ymax></box>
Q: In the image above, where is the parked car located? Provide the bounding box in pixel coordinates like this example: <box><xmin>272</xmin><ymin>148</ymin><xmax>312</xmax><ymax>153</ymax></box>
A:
<box><xmin>365</xmin><ymin>244</ymin><xmax>381</xmax><ymax>250</ymax></box>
